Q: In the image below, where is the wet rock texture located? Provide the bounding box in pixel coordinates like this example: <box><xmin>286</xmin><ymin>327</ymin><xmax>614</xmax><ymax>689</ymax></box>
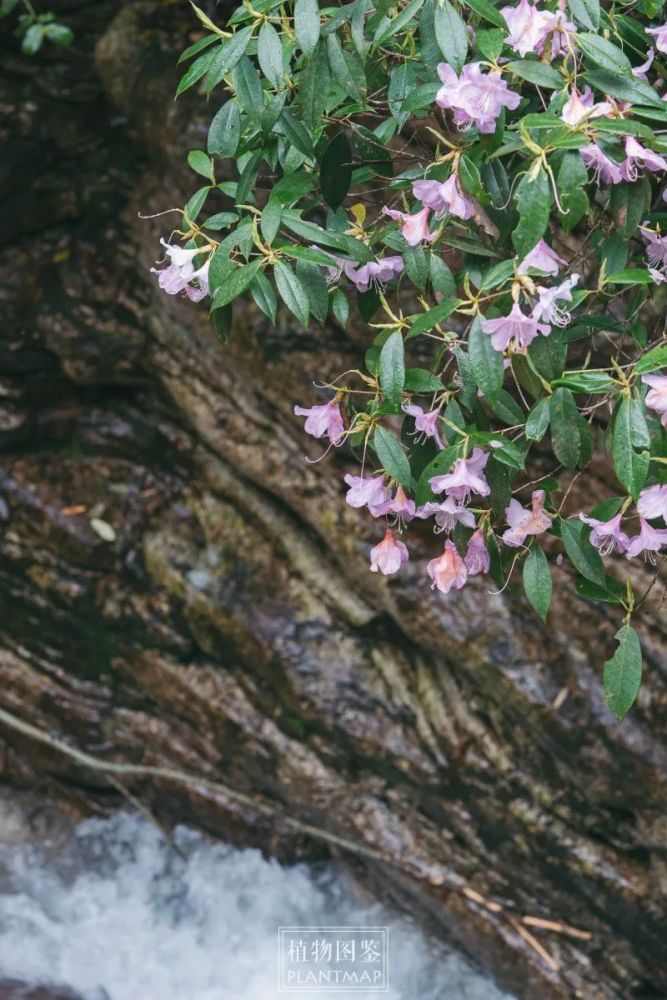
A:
<box><xmin>1</xmin><ymin>4</ymin><xmax>666</xmax><ymax>998</ymax></box>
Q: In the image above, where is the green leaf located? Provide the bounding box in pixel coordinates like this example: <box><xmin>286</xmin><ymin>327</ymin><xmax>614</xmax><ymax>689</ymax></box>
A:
<box><xmin>609</xmin><ymin>178</ymin><xmax>651</xmax><ymax>240</ymax></box>
<box><xmin>575</xmin><ymin>576</ymin><xmax>624</xmax><ymax>605</ymax></box>
<box><xmin>21</xmin><ymin>22</ymin><xmax>45</xmax><ymax>54</ymax></box>
<box><xmin>296</xmin><ymin>261</ymin><xmax>329</xmax><ymax>322</ymax></box>
<box><xmin>528</xmin><ymin>328</ymin><xmax>566</xmax><ymax>381</ymax></box>
<box><xmin>404</xmin><ymin>368</ymin><xmax>445</xmax><ymax>392</ymax></box>
<box><xmin>281</xmin><ymin>211</ymin><xmax>372</xmax><ymax>262</ymax></box>
<box><xmin>320</xmin><ymin>132</ymin><xmax>352</xmax><ymax>210</ymax></box>
<box><xmin>178</xmin><ymin>33</ymin><xmax>218</xmax><ymax>64</ymax></box>
<box><xmin>607</xmin><ymin>269</ymin><xmax>653</xmax><ymax>285</ymax></box>
<box><xmin>633</xmin><ymin>344</ymin><xmax>667</xmax><ymax>375</ymax></box>
<box><xmin>176</xmin><ymin>47</ymin><xmax>217</xmax><ymax>96</ymax></box>
<box><xmin>507</xmin><ymin>59</ymin><xmax>563</xmax><ymax>90</ymax></box>
<box><xmin>231</xmin><ymin>56</ymin><xmax>264</xmax><ymax>121</ymax></box>
<box><xmin>258</xmin><ymin>20</ymin><xmax>284</xmax><ymax>87</ymax></box>
<box><xmin>512</xmin><ymin>165</ymin><xmax>552</xmax><ymax>257</ymax></box>
<box><xmin>207</xmin><ymin>101</ymin><xmax>240</xmax><ymax>156</ymax></box>
<box><xmin>278</xmin><ymin>110</ymin><xmax>315</xmax><ymax>159</ymax></box>
<box><xmin>429</xmin><ymin>256</ymin><xmax>456</xmax><ymax>298</ymax></box>
<box><xmin>462</xmin><ymin>0</ymin><xmax>507</xmax><ymax>29</ymax></box>
<box><xmin>250</xmin><ymin>271</ymin><xmax>278</xmax><ymax>323</ymax></box>
<box><xmin>184</xmin><ymin>186</ymin><xmax>210</xmax><ymax>225</ymax></box>
<box><xmin>557</xmin><ymin>151</ymin><xmax>589</xmax><ymax>232</ymax></box>
<box><xmin>550</xmin><ymin>386</ymin><xmax>581</xmax><ymax>470</ymax></box>
<box><xmin>331</xmin><ymin>288</ymin><xmax>349</xmax><ymax>327</ymax></box>
<box><xmin>372</xmin><ymin>0</ymin><xmax>426</xmax><ymax>46</ymax></box>
<box><xmin>299</xmin><ymin>41</ymin><xmax>331</xmax><ymax>128</ymax></box>
<box><xmin>206</xmin><ymin>27</ymin><xmax>253</xmax><ymax>94</ymax></box>
<box><xmin>378</xmin><ymin>330</ymin><xmax>405</xmax><ymax>407</ymax></box>
<box><xmin>326</xmin><ymin>33</ymin><xmax>366</xmax><ymax>101</ymax></box>
<box><xmin>585</xmin><ymin>69</ymin><xmax>663</xmax><ymax>108</ymax></box>
<box><xmin>44</xmin><ymin>22</ymin><xmax>73</xmax><ymax>46</ymax></box>
<box><xmin>552</xmin><ymin>371</ymin><xmax>616</xmax><ymax>393</ymax></box>
<box><xmin>612</xmin><ymin>396</ymin><xmax>650</xmax><ymax>499</ymax></box>
<box><xmin>403</xmin><ymin>245</ymin><xmax>429</xmax><ymax>289</ymax></box>
<box><xmin>525</xmin><ymin>397</ymin><xmax>551</xmax><ymax>441</ymax></box>
<box><xmin>433</xmin><ymin>0</ymin><xmax>469</xmax><ymax>73</ymax></box>
<box><xmin>294</xmin><ymin>0</ymin><xmax>320</xmax><ymax>55</ymax></box>
<box><xmin>188</xmin><ymin>150</ymin><xmax>214</xmax><ymax>180</ymax></box>
<box><xmin>374</xmin><ymin>426</ymin><xmax>411</xmax><ymax>485</ymax></box>
<box><xmin>406</xmin><ymin>297</ymin><xmax>459</xmax><ymax>339</ymax></box>
<box><xmin>469</xmin><ymin>315</ymin><xmax>504</xmax><ymax>404</ymax></box>
<box><xmin>416</xmin><ymin>446</ymin><xmax>460</xmax><ymax>505</ymax></box>
<box><xmin>523</xmin><ymin>545</ymin><xmax>552</xmax><ymax>621</ymax></box>
<box><xmin>260</xmin><ymin>199</ymin><xmax>282</xmax><ymax>245</ymax></box>
<box><xmin>603</xmin><ymin>625</ymin><xmax>642</xmax><ymax>720</ymax></box>
<box><xmin>578</xmin><ymin>32</ymin><xmax>632</xmax><ymax>74</ymax></box>
<box><xmin>568</xmin><ymin>0</ymin><xmax>599</xmax><ymax>29</ymax></box>
<box><xmin>274</xmin><ymin>260</ymin><xmax>310</xmax><ymax>325</ymax></box>
<box><xmin>561</xmin><ymin>517</ymin><xmax>606</xmax><ymax>587</ymax></box>
<box><xmin>211</xmin><ymin>259</ymin><xmax>263</xmax><ymax>310</ymax></box>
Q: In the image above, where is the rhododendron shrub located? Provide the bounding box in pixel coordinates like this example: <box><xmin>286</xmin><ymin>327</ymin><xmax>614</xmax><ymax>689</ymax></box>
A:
<box><xmin>161</xmin><ymin>0</ymin><xmax>667</xmax><ymax>718</ymax></box>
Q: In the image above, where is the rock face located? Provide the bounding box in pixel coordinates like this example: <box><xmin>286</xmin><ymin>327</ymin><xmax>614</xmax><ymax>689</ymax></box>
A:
<box><xmin>1</xmin><ymin>5</ymin><xmax>666</xmax><ymax>998</ymax></box>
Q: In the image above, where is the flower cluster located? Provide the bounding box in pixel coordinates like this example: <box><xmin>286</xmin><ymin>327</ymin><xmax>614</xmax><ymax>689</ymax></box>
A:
<box><xmin>168</xmin><ymin>0</ymin><xmax>667</xmax><ymax>715</ymax></box>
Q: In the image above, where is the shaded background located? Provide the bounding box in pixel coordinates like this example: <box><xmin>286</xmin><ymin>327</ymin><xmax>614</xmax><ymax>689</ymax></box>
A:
<box><xmin>1</xmin><ymin>3</ymin><xmax>667</xmax><ymax>997</ymax></box>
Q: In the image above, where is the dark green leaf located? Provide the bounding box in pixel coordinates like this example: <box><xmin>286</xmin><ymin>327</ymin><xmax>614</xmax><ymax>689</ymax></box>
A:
<box><xmin>176</xmin><ymin>47</ymin><xmax>218</xmax><ymax>97</ymax></box>
<box><xmin>469</xmin><ymin>315</ymin><xmax>504</xmax><ymax>404</ymax></box>
<box><xmin>523</xmin><ymin>545</ymin><xmax>552</xmax><ymax>621</ymax></box>
<box><xmin>250</xmin><ymin>271</ymin><xmax>278</xmax><ymax>323</ymax></box>
<box><xmin>603</xmin><ymin>625</ymin><xmax>642</xmax><ymax>720</ymax></box>
<box><xmin>326</xmin><ymin>33</ymin><xmax>366</xmax><ymax>101</ymax></box>
<box><xmin>612</xmin><ymin>396</ymin><xmax>650</xmax><ymax>499</ymax></box>
<box><xmin>257</xmin><ymin>20</ymin><xmax>285</xmax><ymax>87</ymax></box>
<box><xmin>378</xmin><ymin>330</ymin><xmax>405</xmax><ymax>406</ymax></box>
<box><xmin>404</xmin><ymin>368</ymin><xmax>445</xmax><ymax>392</ymax></box>
<box><xmin>278</xmin><ymin>110</ymin><xmax>315</xmax><ymax>159</ymax></box>
<box><xmin>568</xmin><ymin>0</ymin><xmax>599</xmax><ymax>29</ymax></box>
<box><xmin>550</xmin><ymin>386</ymin><xmax>581</xmax><ymax>470</ymax></box>
<box><xmin>320</xmin><ymin>132</ymin><xmax>352</xmax><ymax>209</ymax></box>
<box><xmin>434</xmin><ymin>0</ymin><xmax>468</xmax><ymax>73</ymax></box>
<box><xmin>633</xmin><ymin>345</ymin><xmax>667</xmax><ymax>375</ymax></box>
<box><xmin>462</xmin><ymin>0</ymin><xmax>507</xmax><ymax>29</ymax></box>
<box><xmin>294</xmin><ymin>0</ymin><xmax>321</xmax><ymax>55</ymax></box>
<box><xmin>406</xmin><ymin>297</ymin><xmax>459</xmax><ymax>338</ymax></box>
<box><xmin>374</xmin><ymin>426</ymin><xmax>411</xmax><ymax>485</ymax></box>
<box><xmin>260</xmin><ymin>199</ymin><xmax>282</xmax><ymax>245</ymax></box>
<box><xmin>507</xmin><ymin>59</ymin><xmax>563</xmax><ymax>90</ymax></box>
<box><xmin>525</xmin><ymin>397</ymin><xmax>551</xmax><ymax>441</ymax></box>
<box><xmin>207</xmin><ymin>101</ymin><xmax>241</xmax><ymax>156</ymax></box>
<box><xmin>578</xmin><ymin>32</ymin><xmax>632</xmax><ymax>74</ymax></box>
<box><xmin>512</xmin><ymin>165</ymin><xmax>552</xmax><ymax>256</ymax></box>
<box><xmin>561</xmin><ymin>517</ymin><xmax>606</xmax><ymax>587</ymax></box>
<box><xmin>211</xmin><ymin>259</ymin><xmax>263</xmax><ymax>310</ymax></box>
<box><xmin>206</xmin><ymin>27</ymin><xmax>253</xmax><ymax>94</ymax></box>
<box><xmin>274</xmin><ymin>260</ymin><xmax>310</xmax><ymax>325</ymax></box>
<box><xmin>232</xmin><ymin>56</ymin><xmax>264</xmax><ymax>121</ymax></box>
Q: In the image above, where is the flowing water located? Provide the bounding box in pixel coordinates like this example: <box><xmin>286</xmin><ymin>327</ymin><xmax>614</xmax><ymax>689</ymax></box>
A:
<box><xmin>0</xmin><ymin>811</ymin><xmax>514</xmax><ymax>1000</ymax></box>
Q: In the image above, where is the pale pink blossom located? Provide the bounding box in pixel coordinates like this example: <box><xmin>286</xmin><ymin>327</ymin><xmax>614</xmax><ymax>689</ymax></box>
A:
<box><xmin>427</xmin><ymin>540</ymin><xmax>468</xmax><ymax>593</ymax></box>
<box><xmin>621</xmin><ymin>137</ymin><xmax>667</xmax><ymax>181</ymax></box>
<box><xmin>580</xmin><ymin>144</ymin><xmax>624</xmax><ymax>186</ymax></box>
<box><xmin>637</xmin><ymin>483</ymin><xmax>667</xmax><ymax>521</ymax></box>
<box><xmin>151</xmin><ymin>239</ymin><xmax>212</xmax><ymax>299</ymax></box>
<box><xmin>433</xmin><ymin>497</ymin><xmax>477</xmax><ymax>533</ymax></box>
<box><xmin>626</xmin><ymin>518</ymin><xmax>667</xmax><ymax>559</ymax></box>
<box><xmin>481</xmin><ymin>303</ymin><xmax>550</xmax><ymax>353</ymax></box>
<box><xmin>518</xmin><ymin>239</ymin><xmax>566</xmax><ymax>276</ymax></box>
<box><xmin>294</xmin><ymin>400</ymin><xmax>344</xmax><ymax>445</ymax></box>
<box><xmin>345</xmin><ymin>256</ymin><xmax>404</xmax><ymax>293</ymax></box>
<box><xmin>646</xmin><ymin>23</ymin><xmax>667</xmax><ymax>54</ymax></box>
<box><xmin>500</xmin><ymin>0</ymin><xmax>553</xmax><ymax>56</ymax></box>
<box><xmin>643</xmin><ymin>374</ymin><xmax>667</xmax><ymax>428</ymax></box>
<box><xmin>641</xmin><ymin>226</ymin><xmax>667</xmax><ymax>274</ymax></box>
<box><xmin>387</xmin><ymin>485</ymin><xmax>417</xmax><ymax>522</ymax></box>
<box><xmin>370</xmin><ymin>528</ymin><xmax>409</xmax><ymax>575</ymax></box>
<box><xmin>436</xmin><ymin>63</ymin><xmax>520</xmax><ymax>134</ymax></box>
<box><xmin>502</xmin><ymin>490</ymin><xmax>551</xmax><ymax>547</ymax></box>
<box><xmin>430</xmin><ymin>447</ymin><xmax>490</xmax><ymax>501</ymax></box>
<box><xmin>412</xmin><ymin>175</ymin><xmax>475</xmax><ymax>220</ymax></box>
<box><xmin>344</xmin><ymin>474</ymin><xmax>390</xmax><ymax>511</ymax></box>
<box><xmin>633</xmin><ymin>47</ymin><xmax>655</xmax><ymax>79</ymax></box>
<box><xmin>402</xmin><ymin>403</ymin><xmax>445</xmax><ymax>449</ymax></box>
<box><xmin>540</xmin><ymin>9</ymin><xmax>576</xmax><ymax>56</ymax></box>
<box><xmin>465</xmin><ymin>530</ymin><xmax>491</xmax><ymax>575</ymax></box>
<box><xmin>532</xmin><ymin>274</ymin><xmax>579</xmax><ymax>325</ymax></box>
<box><xmin>561</xmin><ymin>86</ymin><xmax>611</xmax><ymax>126</ymax></box>
<box><xmin>579</xmin><ymin>512</ymin><xmax>630</xmax><ymax>555</ymax></box>
<box><xmin>382</xmin><ymin>206</ymin><xmax>437</xmax><ymax>246</ymax></box>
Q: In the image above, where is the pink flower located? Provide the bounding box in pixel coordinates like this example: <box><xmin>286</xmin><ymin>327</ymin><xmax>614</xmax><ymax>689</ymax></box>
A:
<box><xmin>387</xmin><ymin>485</ymin><xmax>417</xmax><ymax>522</ymax></box>
<box><xmin>580</xmin><ymin>144</ymin><xmax>624</xmax><ymax>186</ymax></box>
<box><xmin>346</xmin><ymin>256</ymin><xmax>404</xmax><ymax>293</ymax></box>
<box><xmin>294</xmin><ymin>400</ymin><xmax>345</xmax><ymax>445</ymax></box>
<box><xmin>500</xmin><ymin>0</ymin><xmax>554</xmax><ymax>56</ymax></box>
<box><xmin>633</xmin><ymin>47</ymin><xmax>655</xmax><ymax>80</ymax></box>
<box><xmin>412</xmin><ymin>175</ymin><xmax>474</xmax><ymax>220</ymax></box>
<box><xmin>579</xmin><ymin>512</ymin><xmax>630</xmax><ymax>555</ymax></box>
<box><xmin>430</xmin><ymin>447</ymin><xmax>490</xmax><ymax>501</ymax></box>
<box><xmin>626</xmin><ymin>518</ymin><xmax>667</xmax><ymax>559</ymax></box>
<box><xmin>643</xmin><ymin>374</ymin><xmax>667</xmax><ymax>428</ymax></box>
<box><xmin>481</xmin><ymin>303</ymin><xmax>550</xmax><ymax>353</ymax></box>
<box><xmin>646</xmin><ymin>23</ymin><xmax>667</xmax><ymax>54</ymax></box>
<box><xmin>402</xmin><ymin>403</ymin><xmax>445</xmax><ymax>449</ymax></box>
<box><xmin>436</xmin><ymin>63</ymin><xmax>520</xmax><ymax>134</ymax></box>
<box><xmin>637</xmin><ymin>483</ymin><xmax>667</xmax><ymax>521</ymax></box>
<box><xmin>641</xmin><ymin>226</ymin><xmax>667</xmax><ymax>274</ymax></box>
<box><xmin>561</xmin><ymin>86</ymin><xmax>611</xmax><ymax>126</ymax></box>
<box><xmin>502</xmin><ymin>490</ymin><xmax>551</xmax><ymax>547</ymax></box>
<box><xmin>427</xmin><ymin>540</ymin><xmax>468</xmax><ymax>593</ymax></box>
<box><xmin>433</xmin><ymin>497</ymin><xmax>477</xmax><ymax>533</ymax></box>
<box><xmin>382</xmin><ymin>206</ymin><xmax>437</xmax><ymax>246</ymax></box>
<box><xmin>151</xmin><ymin>239</ymin><xmax>212</xmax><ymax>299</ymax></box>
<box><xmin>370</xmin><ymin>528</ymin><xmax>409</xmax><ymax>575</ymax></box>
<box><xmin>621</xmin><ymin>136</ymin><xmax>667</xmax><ymax>181</ymax></box>
<box><xmin>532</xmin><ymin>274</ymin><xmax>579</xmax><ymax>325</ymax></box>
<box><xmin>465</xmin><ymin>530</ymin><xmax>490</xmax><ymax>575</ymax></box>
<box><xmin>539</xmin><ymin>9</ymin><xmax>576</xmax><ymax>56</ymax></box>
<box><xmin>518</xmin><ymin>239</ymin><xmax>566</xmax><ymax>276</ymax></box>
<box><xmin>344</xmin><ymin>474</ymin><xmax>390</xmax><ymax>511</ymax></box>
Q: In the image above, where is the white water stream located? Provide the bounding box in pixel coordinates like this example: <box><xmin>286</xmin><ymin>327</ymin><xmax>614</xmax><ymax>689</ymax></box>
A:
<box><xmin>0</xmin><ymin>811</ymin><xmax>514</xmax><ymax>1000</ymax></box>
